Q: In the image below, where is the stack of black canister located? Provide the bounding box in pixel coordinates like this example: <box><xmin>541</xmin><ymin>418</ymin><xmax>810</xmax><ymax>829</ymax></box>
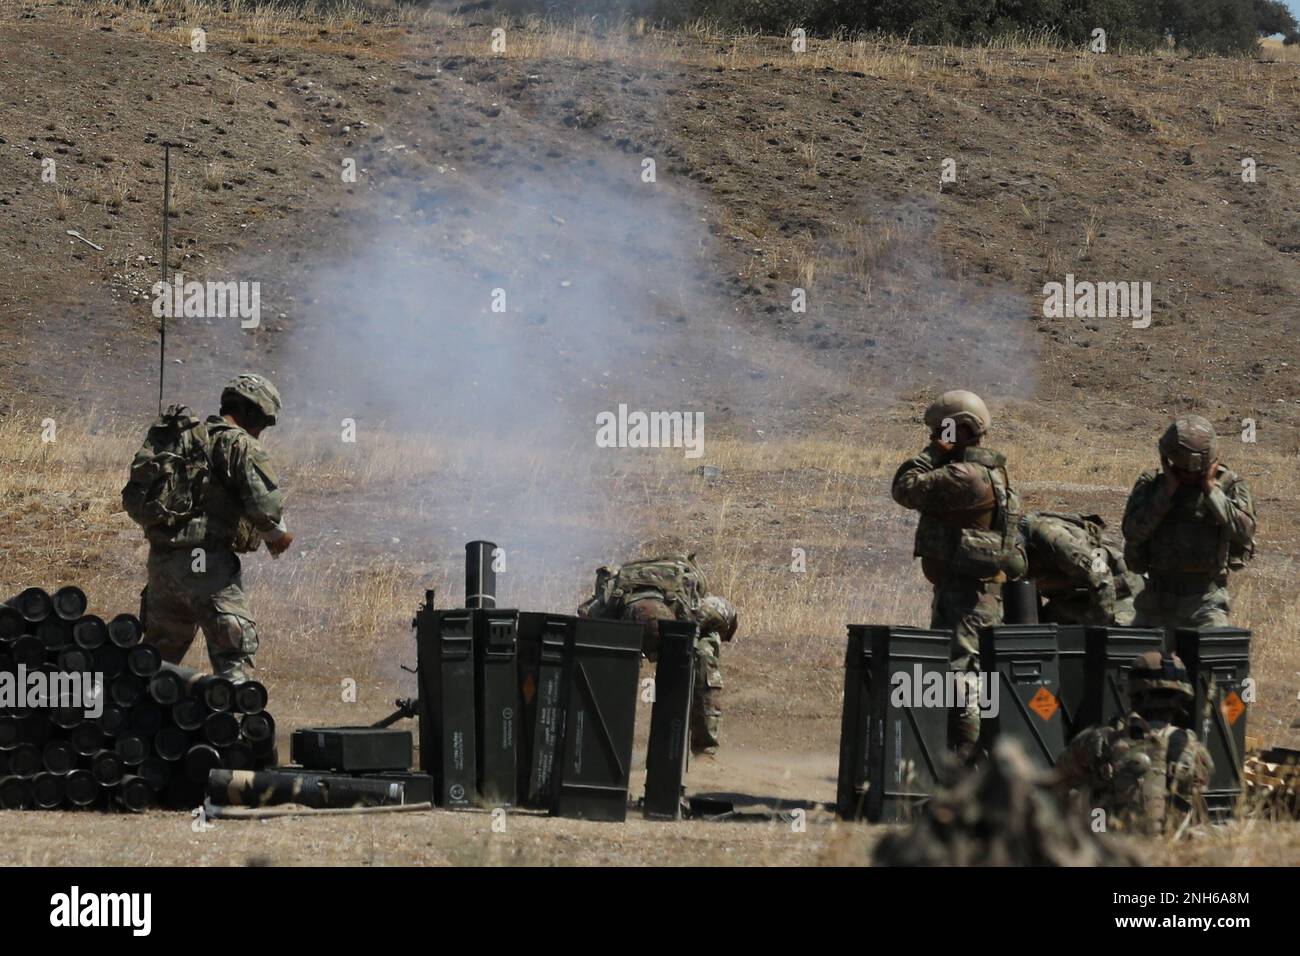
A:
<box><xmin>0</xmin><ymin>586</ymin><xmax>277</xmax><ymax>812</ymax></box>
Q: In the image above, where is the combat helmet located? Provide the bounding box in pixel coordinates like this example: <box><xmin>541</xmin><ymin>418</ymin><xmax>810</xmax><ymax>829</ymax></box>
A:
<box><xmin>924</xmin><ymin>390</ymin><xmax>991</xmax><ymax>438</ymax></box>
<box><xmin>698</xmin><ymin>594</ymin><xmax>738</xmax><ymax>642</ymax></box>
<box><xmin>1158</xmin><ymin>416</ymin><xmax>1217</xmax><ymax>473</ymax></box>
<box><xmin>221</xmin><ymin>373</ymin><xmax>282</xmax><ymax>426</ymax></box>
<box><xmin>1126</xmin><ymin>651</ymin><xmax>1193</xmax><ymax>702</ymax></box>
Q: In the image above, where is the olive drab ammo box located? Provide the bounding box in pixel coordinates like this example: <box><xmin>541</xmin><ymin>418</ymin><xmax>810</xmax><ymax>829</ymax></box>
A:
<box><xmin>835</xmin><ymin>624</ymin><xmax>878</xmax><ymax>820</ymax></box>
<box><xmin>1175</xmin><ymin>626</ymin><xmax>1251</xmax><ymax>817</ymax></box>
<box><xmin>1079</xmin><ymin>626</ymin><xmax>1165</xmax><ymax>731</ymax></box>
<box><xmin>551</xmin><ymin>617</ymin><xmax>642</xmax><ymax>822</ymax></box>
<box><xmin>516</xmin><ymin>611</ymin><xmax>574</xmax><ymax>809</ymax></box>
<box><xmin>289</xmin><ymin>727</ymin><xmax>413</xmax><ymax>773</ymax></box>
<box><xmin>1056</xmin><ymin>624</ymin><xmax>1088</xmax><ymax>741</ymax></box>
<box><xmin>867</xmin><ymin>627</ymin><xmax>950</xmax><ymax>823</ymax></box>
<box><xmin>415</xmin><ymin>601</ymin><xmax>477</xmax><ymax>809</ymax></box>
<box><xmin>475</xmin><ymin>608</ymin><xmax>519</xmax><ymax>807</ymax></box>
<box><xmin>643</xmin><ymin>619</ymin><xmax>696</xmax><ymax>820</ymax></box>
<box><xmin>978</xmin><ymin>624</ymin><xmax>1065</xmax><ymax>767</ymax></box>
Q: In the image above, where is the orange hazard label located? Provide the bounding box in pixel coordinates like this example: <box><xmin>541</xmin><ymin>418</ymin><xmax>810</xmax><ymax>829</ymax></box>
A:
<box><xmin>1221</xmin><ymin>691</ymin><xmax>1245</xmax><ymax>726</ymax></box>
<box><xmin>1029</xmin><ymin>687</ymin><xmax>1058</xmax><ymax>721</ymax></box>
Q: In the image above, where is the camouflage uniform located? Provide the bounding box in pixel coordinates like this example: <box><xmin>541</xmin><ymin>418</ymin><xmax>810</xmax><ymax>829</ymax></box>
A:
<box><xmin>123</xmin><ymin>375</ymin><xmax>287</xmax><ymax>680</ymax></box>
<box><xmin>1122</xmin><ymin>418</ymin><xmax>1255</xmax><ymax>630</ymax></box>
<box><xmin>1021</xmin><ymin>512</ymin><xmax>1143</xmax><ymax>626</ymax></box>
<box><xmin>892</xmin><ymin>400</ymin><xmax>1025</xmax><ymax>751</ymax></box>
<box><xmin>578</xmin><ymin>555</ymin><xmax>737</xmax><ymax>755</ymax></box>
<box><xmin>1055</xmin><ymin>652</ymin><xmax>1213</xmax><ymax>836</ymax></box>
<box><xmin>1055</xmin><ymin>715</ymin><xmax>1214</xmax><ymax>835</ymax></box>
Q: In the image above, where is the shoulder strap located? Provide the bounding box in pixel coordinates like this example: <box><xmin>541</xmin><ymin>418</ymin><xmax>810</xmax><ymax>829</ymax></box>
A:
<box><xmin>962</xmin><ymin>446</ymin><xmax>1005</xmax><ymax>469</ymax></box>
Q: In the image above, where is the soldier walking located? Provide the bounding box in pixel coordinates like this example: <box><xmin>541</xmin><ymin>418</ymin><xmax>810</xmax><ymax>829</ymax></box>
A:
<box><xmin>122</xmin><ymin>373</ymin><xmax>293</xmax><ymax>680</ymax></box>
<box><xmin>1122</xmin><ymin>416</ymin><xmax>1256</xmax><ymax>630</ymax></box>
<box><xmin>891</xmin><ymin>390</ymin><xmax>1026</xmax><ymax>760</ymax></box>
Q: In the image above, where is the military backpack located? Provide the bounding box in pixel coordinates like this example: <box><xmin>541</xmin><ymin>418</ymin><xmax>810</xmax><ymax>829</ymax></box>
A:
<box><xmin>582</xmin><ymin>554</ymin><xmax>708</xmax><ymax>619</ymax></box>
<box><xmin>121</xmin><ymin>405</ymin><xmax>213</xmax><ymax>532</ymax></box>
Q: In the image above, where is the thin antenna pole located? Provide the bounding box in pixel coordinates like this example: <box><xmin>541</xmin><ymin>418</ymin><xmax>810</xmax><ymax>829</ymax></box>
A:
<box><xmin>159</xmin><ymin>143</ymin><xmax>172</xmax><ymax>413</ymax></box>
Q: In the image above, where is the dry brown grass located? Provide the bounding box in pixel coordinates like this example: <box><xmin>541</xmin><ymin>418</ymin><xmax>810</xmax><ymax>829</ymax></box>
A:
<box><xmin>2</xmin><ymin>408</ymin><xmax>1295</xmax><ymax>728</ymax></box>
<box><xmin>1</xmin><ymin>362</ymin><xmax>1296</xmax><ymax>863</ymax></box>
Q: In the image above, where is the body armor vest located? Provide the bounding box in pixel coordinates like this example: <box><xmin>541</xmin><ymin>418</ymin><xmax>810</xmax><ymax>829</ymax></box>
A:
<box><xmin>913</xmin><ymin>447</ymin><xmax>1026</xmax><ymax>581</ymax></box>
<box><xmin>1094</xmin><ymin>718</ymin><xmax>1195</xmax><ymax>836</ymax></box>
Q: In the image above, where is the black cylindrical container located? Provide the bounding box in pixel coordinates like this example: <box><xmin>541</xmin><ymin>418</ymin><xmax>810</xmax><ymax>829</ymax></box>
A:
<box><xmin>94</xmin><ymin>645</ymin><xmax>126</xmax><ymax>681</ymax></box>
<box><xmin>38</xmin><ymin>618</ymin><xmax>72</xmax><ymax>652</ymax></box>
<box><xmin>239</xmin><ymin>711</ymin><xmax>275</xmax><ymax>745</ymax></box>
<box><xmin>10</xmin><ymin>714</ymin><xmax>51</xmax><ymax>747</ymax></box>
<box><xmin>65</xmin><ymin>769</ymin><xmax>100</xmax><ymax>807</ymax></box>
<box><xmin>51</xmin><ymin>704</ymin><xmax>85</xmax><ymax>729</ymax></box>
<box><xmin>184</xmin><ymin>743</ymin><xmax>222</xmax><ymax>784</ymax></box>
<box><xmin>130</xmin><ymin>703</ymin><xmax>164</xmax><ymax>737</ymax></box>
<box><xmin>117</xmin><ymin>775</ymin><xmax>154</xmax><ymax>812</ymax></box>
<box><xmin>148</xmin><ymin>669</ymin><xmax>185</xmax><ymax>706</ymax></box>
<box><xmin>0</xmin><ymin>717</ymin><xmax>17</xmax><ymax>754</ymax></box>
<box><xmin>1003</xmin><ymin>579</ymin><xmax>1041</xmax><ymax>625</ymax></box>
<box><xmin>0</xmin><ymin>776</ymin><xmax>32</xmax><ymax>809</ymax></box>
<box><xmin>91</xmin><ymin>749</ymin><xmax>126</xmax><ymax>786</ymax></box>
<box><xmin>110</xmin><ymin>674</ymin><xmax>145</xmax><ymax>708</ymax></box>
<box><xmin>107</xmin><ymin>614</ymin><xmax>143</xmax><ymax>649</ymax></box>
<box><xmin>31</xmin><ymin>772</ymin><xmax>66</xmax><ymax>809</ymax></box>
<box><xmin>9</xmin><ymin>742</ymin><xmax>42</xmax><ymax>776</ymax></box>
<box><xmin>203</xmin><ymin>711</ymin><xmax>241</xmax><ymax>748</ymax></box>
<box><xmin>115</xmin><ymin>733</ymin><xmax>149</xmax><ymax>767</ymax></box>
<box><xmin>0</xmin><ymin>605</ymin><xmax>27</xmax><ymax>642</ymax></box>
<box><xmin>154</xmin><ymin>726</ymin><xmax>191</xmax><ymax>762</ymax></box>
<box><xmin>465</xmin><ymin>540</ymin><xmax>498</xmax><ymax>609</ymax></box>
<box><xmin>171</xmin><ymin>697</ymin><xmax>207</xmax><ymax>731</ymax></box>
<box><xmin>197</xmin><ymin>676</ymin><xmax>234</xmax><ymax>713</ymax></box>
<box><xmin>232</xmin><ymin>679</ymin><xmax>267</xmax><ymax>715</ymax></box>
<box><xmin>42</xmin><ymin>740</ymin><xmax>77</xmax><ymax>775</ymax></box>
<box><xmin>9</xmin><ymin>588</ymin><xmax>53</xmax><ymax>623</ymax></box>
<box><xmin>138</xmin><ymin>757</ymin><xmax>170</xmax><ymax>792</ymax></box>
<box><xmin>72</xmin><ymin>615</ymin><xmax>109</xmax><ymax>651</ymax></box>
<box><xmin>57</xmin><ymin>646</ymin><xmax>94</xmax><ymax>675</ymax></box>
<box><xmin>97</xmin><ymin>704</ymin><xmax>128</xmax><ymax>737</ymax></box>
<box><xmin>221</xmin><ymin>741</ymin><xmax>255</xmax><ymax>771</ymax></box>
<box><xmin>69</xmin><ymin>721</ymin><xmax>106</xmax><ymax>757</ymax></box>
<box><xmin>11</xmin><ymin>635</ymin><xmax>45</xmax><ymax>669</ymax></box>
<box><xmin>51</xmin><ymin>586</ymin><xmax>88</xmax><ymax>622</ymax></box>
<box><xmin>125</xmin><ymin>644</ymin><xmax>161</xmax><ymax>679</ymax></box>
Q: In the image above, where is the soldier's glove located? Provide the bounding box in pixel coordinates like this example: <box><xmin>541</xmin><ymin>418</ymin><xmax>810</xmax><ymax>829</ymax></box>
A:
<box><xmin>266</xmin><ymin>528</ymin><xmax>295</xmax><ymax>556</ymax></box>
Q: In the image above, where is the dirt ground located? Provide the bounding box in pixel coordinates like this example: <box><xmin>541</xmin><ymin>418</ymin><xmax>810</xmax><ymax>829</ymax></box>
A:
<box><xmin>1</xmin><ymin>1</ymin><xmax>1298</xmax><ymax>866</ymax></box>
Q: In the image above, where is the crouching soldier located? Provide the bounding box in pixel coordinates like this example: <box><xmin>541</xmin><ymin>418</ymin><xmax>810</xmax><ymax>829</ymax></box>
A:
<box><xmin>122</xmin><ymin>373</ymin><xmax>293</xmax><ymax>681</ymax></box>
<box><xmin>1055</xmin><ymin>652</ymin><xmax>1213</xmax><ymax>836</ymax></box>
<box><xmin>578</xmin><ymin>553</ymin><xmax>737</xmax><ymax>756</ymax></box>
<box><xmin>1021</xmin><ymin>512</ymin><xmax>1143</xmax><ymax>626</ymax></box>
